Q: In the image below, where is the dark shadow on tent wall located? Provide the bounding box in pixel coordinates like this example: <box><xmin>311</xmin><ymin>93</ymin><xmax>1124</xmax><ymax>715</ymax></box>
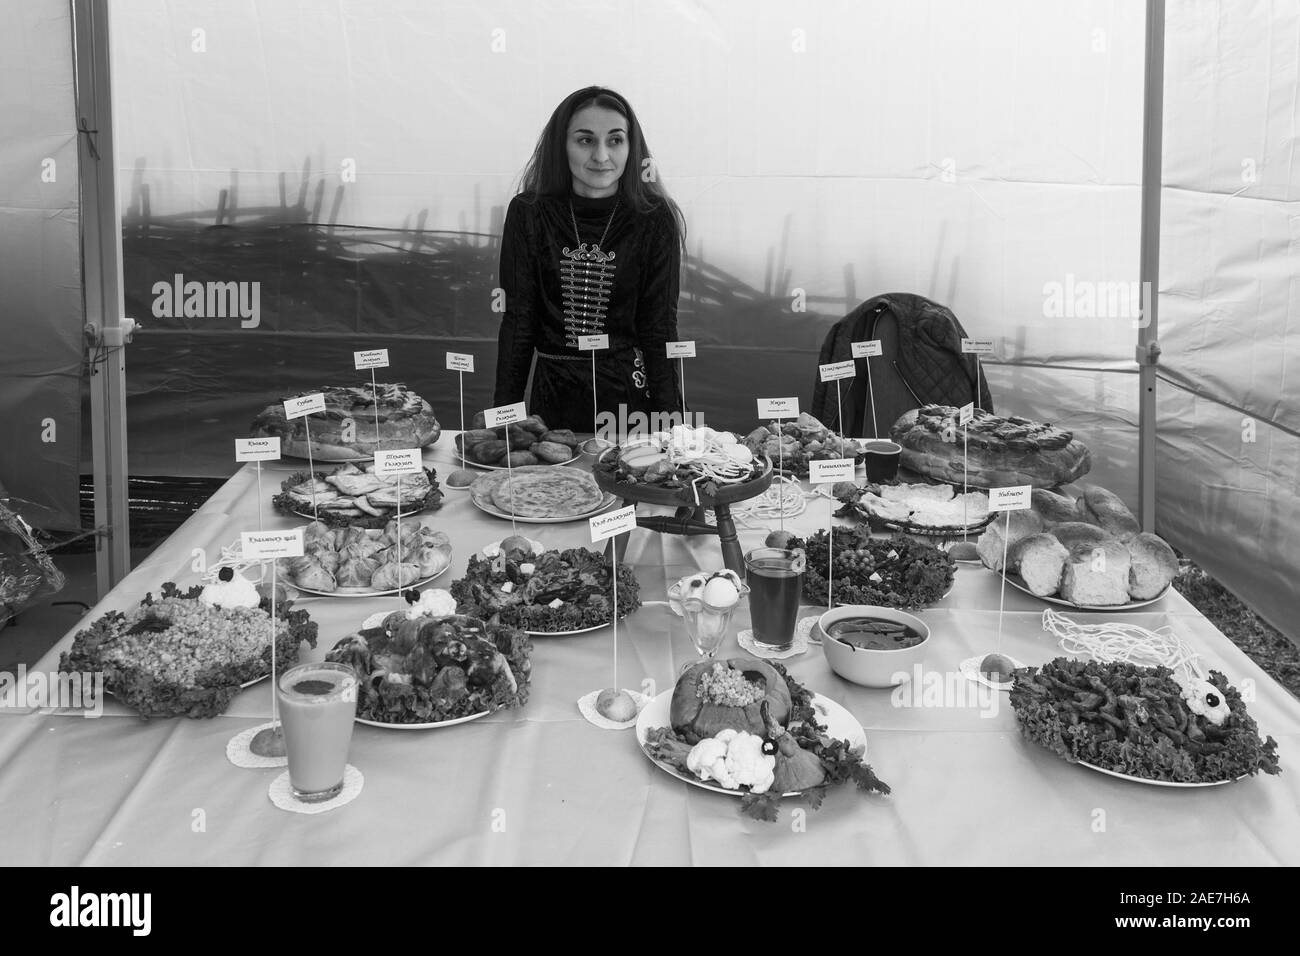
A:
<box><xmin>83</xmin><ymin>163</ymin><xmax>846</xmax><ymax>477</ymax></box>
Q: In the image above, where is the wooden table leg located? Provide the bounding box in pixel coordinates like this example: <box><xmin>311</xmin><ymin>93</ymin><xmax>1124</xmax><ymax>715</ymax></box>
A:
<box><xmin>714</xmin><ymin>503</ymin><xmax>744</xmax><ymax>575</ymax></box>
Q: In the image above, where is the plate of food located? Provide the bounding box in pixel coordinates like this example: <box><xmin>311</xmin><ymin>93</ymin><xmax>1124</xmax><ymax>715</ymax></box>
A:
<box><xmin>278</xmin><ymin>520</ymin><xmax>453</xmax><ymax>597</ymax></box>
<box><xmin>454</xmin><ymin>414</ymin><xmax>584</xmax><ymax>469</ymax></box>
<box><xmin>450</xmin><ymin>538</ymin><xmax>641</xmax><ymax>636</ymax></box>
<box><xmin>469</xmin><ymin>466</ymin><xmax>617</xmax><ymax>523</ymax></box>
<box><xmin>890</xmin><ymin>405</ymin><xmax>1092</xmax><ymax>489</ymax></box>
<box><xmin>790</xmin><ymin>526</ymin><xmax>955</xmax><ymax>609</ymax></box>
<box><xmin>836</xmin><ymin>481</ymin><xmax>994</xmax><ymax>536</ymax></box>
<box><xmin>639</xmin><ymin>659</ymin><xmax>890</xmax><ymax>821</ymax></box>
<box><xmin>591</xmin><ymin>426</ymin><xmax>771</xmax><ymax>508</ymax></box>
<box><xmin>272</xmin><ymin>462</ymin><xmax>443</xmax><ymax>528</ymax></box>
<box><xmin>57</xmin><ymin>581</ymin><xmax>318</xmax><ymax>718</ymax></box>
<box><xmin>999</xmin><ymin>570</ymin><xmax>1169</xmax><ymax>611</ymax></box>
<box><xmin>975</xmin><ymin>487</ymin><xmax>1178</xmax><ymax>608</ymax></box>
<box><xmin>1009</xmin><ymin>657</ymin><xmax>1281</xmax><ymax>785</ymax></box>
<box><xmin>325</xmin><ymin>592</ymin><xmax>532</xmax><ymax>728</ymax></box>
<box><xmin>743</xmin><ymin>413</ymin><xmax>864</xmax><ymax>478</ymax></box>
<box><xmin>250</xmin><ymin>383</ymin><xmax>441</xmax><ymax>461</ymax></box>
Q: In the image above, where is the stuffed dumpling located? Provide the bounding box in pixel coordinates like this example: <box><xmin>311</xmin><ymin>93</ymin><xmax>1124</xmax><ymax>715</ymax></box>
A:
<box><xmin>371</xmin><ymin>561</ymin><xmax>422</xmax><ymax>591</ymax></box>
<box><xmin>290</xmin><ymin>558</ymin><xmax>336</xmax><ymax>592</ymax></box>
<box><xmin>336</xmin><ymin>556</ymin><xmax>380</xmax><ymax>588</ymax></box>
<box><xmin>415</xmin><ymin>544</ymin><xmax>451</xmax><ymax>579</ymax></box>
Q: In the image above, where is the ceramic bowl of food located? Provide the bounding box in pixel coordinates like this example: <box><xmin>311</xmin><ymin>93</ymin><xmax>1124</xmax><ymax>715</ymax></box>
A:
<box><xmin>819</xmin><ymin>605</ymin><xmax>930</xmax><ymax>688</ymax></box>
<box><xmin>578</xmin><ymin>436</ymin><xmax>617</xmax><ymax>467</ymax></box>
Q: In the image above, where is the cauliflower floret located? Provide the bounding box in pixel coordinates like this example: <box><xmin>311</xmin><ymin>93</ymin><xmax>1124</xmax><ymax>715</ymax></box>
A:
<box><xmin>723</xmin><ymin>731</ymin><xmax>777</xmax><ymax>794</ymax></box>
<box><xmin>687</xmin><ymin>731</ymin><xmax>737</xmax><ymax>789</ymax></box>
<box><xmin>407</xmin><ymin>588</ymin><xmax>457</xmax><ymax>620</ymax></box>
<box><xmin>685</xmin><ymin>729</ymin><xmax>776</xmax><ymax>794</ymax></box>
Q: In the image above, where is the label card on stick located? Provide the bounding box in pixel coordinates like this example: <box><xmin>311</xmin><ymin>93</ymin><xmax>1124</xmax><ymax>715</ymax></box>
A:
<box><xmin>354</xmin><ymin>349</ymin><xmax>389</xmax><ymax>370</ymax></box>
<box><xmin>666</xmin><ymin>341</ymin><xmax>696</xmax><ymax>359</ymax></box>
<box><xmin>374</xmin><ymin>449</ymin><xmax>423</xmax><ymax>477</ymax></box>
<box><xmin>818</xmin><ymin>360</ymin><xmax>855</xmax><ymax>382</ymax></box>
<box><xmin>958</xmin><ymin>402</ymin><xmax>975</xmax><ymax>426</ymax></box>
<box><xmin>485</xmin><ymin>402</ymin><xmax>526</xmax><ymax>428</ymax></box>
<box><xmin>241</xmin><ymin>529</ymin><xmax>305</xmax><ymax>560</ymax></box>
<box><xmin>446</xmin><ymin>352</ymin><xmax>475</xmax><ymax>373</ymax></box>
<box><xmin>809</xmin><ymin>458</ymin><xmax>855</xmax><ymax>484</ymax></box>
<box><xmin>961</xmin><ymin>339</ymin><xmax>995</xmax><ymax>355</ymax></box>
<box><xmin>757</xmin><ymin>397</ymin><xmax>799</xmax><ymax>419</ymax></box>
<box><xmin>578</xmin><ymin>335</ymin><xmax>609</xmax><ymax>351</ymax></box>
<box><xmin>851</xmin><ymin>340</ymin><xmax>883</xmax><ymax>358</ymax></box>
<box><xmin>989</xmin><ymin>486</ymin><xmax>1032</xmax><ymax>512</ymax></box>
<box><xmin>589</xmin><ymin>506</ymin><xmax>637</xmax><ymax>543</ymax></box>
<box><xmin>235</xmin><ymin>437</ymin><xmax>280</xmax><ymax>462</ymax></box>
<box><xmin>284</xmin><ymin>393</ymin><xmax>326</xmax><ymax>420</ymax></box>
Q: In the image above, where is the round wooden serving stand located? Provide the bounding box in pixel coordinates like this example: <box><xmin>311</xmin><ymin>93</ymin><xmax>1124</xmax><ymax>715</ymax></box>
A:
<box><xmin>591</xmin><ymin>450</ymin><xmax>774</xmax><ymax>574</ymax></box>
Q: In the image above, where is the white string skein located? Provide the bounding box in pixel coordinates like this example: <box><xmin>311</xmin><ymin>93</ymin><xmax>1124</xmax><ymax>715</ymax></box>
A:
<box><xmin>1041</xmin><ymin>608</ymin><xmax>1205</xmax><ymax>681</ymax></box>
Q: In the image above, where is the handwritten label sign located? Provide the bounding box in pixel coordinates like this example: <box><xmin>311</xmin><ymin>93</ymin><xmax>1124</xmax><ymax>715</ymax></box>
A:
<box><xmin>284</xmin><ymin>393</ymin><xmax>326</xmax><ymax>420</ymax></box>
<box><xmin>988</xmin><ymin>486</ymin><xmax>1032</xmax><ymax>512</ymax></box>
<box><xmin>962</xmin><ymin>339</ymin><xmax>995</xmax><ymax>355</ymax></box>
<box><xmin>851</xmin><ymin>340</ymin><xmax>883</xmax><ymax>359</ymax></box>
<box><xmin>589</xmin><ymin>505</ymin><xmax>637</xmax><ymax>542</ymax></box>
<box><xmin>241</xmin><ymin>528</ymin><xmax>305</xmax><ymax>560</ymax></box>
<box><xmin>808</xmin><ymin>458</ymin><xmax>856</xmax><ymax>484</ymax></box>
<box><xmin>818</xmin><ymin>360</ymin><xmax>856</xmax><ymax>383</ymax></box>
<box><xmin>353</xmin><ymin>349</ymin><xmax>389</xmax><ymax>370</ymax></box>
<box><xmin>446</xmin><ymin>352</ymin><xmax>475</xmax><ymax>373</ymax></box>
<box><xmin>578</xmin><ymin>334</ymin><xmax>610</xmax><ymax>351</ymax></box>
<box><xmin>485</xmin><ymin>402</ymin><xmax>526</xmax><ymax>428</ymax></box>
<box><xmin>666</xmin><ymin>341</ymin><xmax>696</xmax><ymax>359</ymax></box>
<box><xmin>757</xmin><ymin>397</ymin><xmax>800</xmax><ymax>419</ymax></box>
<box><xmin>374</xmin><ymin>448</ymin><xmax>423</xmax><ymax>477</ymax></box>
<box><xmin>235</xmin><ymin>437</ymin><xmax>281</xmax><ymax>462</ymax></box>
<box><xmin>958</xmin><ymin>402</ymin><xmax>975</xmax><ymax>426</ymax></box>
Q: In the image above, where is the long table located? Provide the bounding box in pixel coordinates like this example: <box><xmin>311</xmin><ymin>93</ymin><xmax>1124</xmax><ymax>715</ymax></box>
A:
<box><xmin>2</xmin><ymin>440</ymin><xmax>1297</xmax><ymax>865</ymax></box>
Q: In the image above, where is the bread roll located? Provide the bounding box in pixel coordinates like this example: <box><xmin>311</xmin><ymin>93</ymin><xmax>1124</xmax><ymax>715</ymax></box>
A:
<box><xmin>1031</xmin><ymin>489</ymin><xmax>1078</xmax><ymax>528</ymax></box>
<box><xmin>1051</xmin><ymin>521</ymin><xmax>1112</xmax><ymax>551</ymax></box>
<box><xmin>1127</xmin><ymin>532</ymin><xmax>1178</xmax><ymax>599</ymax></box>
<box><xmin>976</xmin><ymin>510</ymin><xmax>1045</xmax><ymax>572</ymax></box>
<box><xmin>1011</xmin><ymin>533</ymin><xmax>1069</xmax><ymax>596</ymax></box>
<box><xmin>1060</xmin><ymin>539</ymin><xmax>1131</xmax><ymax>606</ymax></box>
<box><xmin>1077</xmin><ymin>486</ymin><xmax>1141</xmax><ymax>540</ymax></box>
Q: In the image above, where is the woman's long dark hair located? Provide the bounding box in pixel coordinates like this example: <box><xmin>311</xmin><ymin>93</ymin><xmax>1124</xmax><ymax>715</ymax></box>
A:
<box><xmin>516</xmin><ymin>86</ymin><xmax>687</xmax><ymax>257</ymax></box>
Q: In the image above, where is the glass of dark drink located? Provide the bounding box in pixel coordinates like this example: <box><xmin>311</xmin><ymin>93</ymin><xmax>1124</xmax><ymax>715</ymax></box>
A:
<box><xmin>743</xmin><ymin>547</ymin><xmax>806</xmax><ymax>651</ymax></box>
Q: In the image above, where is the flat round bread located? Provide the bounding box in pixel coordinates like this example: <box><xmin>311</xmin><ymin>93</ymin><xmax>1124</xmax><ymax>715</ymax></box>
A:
<box><xmin>489</xmin><ymin>469</ymin><xmax>604</xmax><ymax>518</ymax></box>
<box><xmin>250</xmin><ymin>384</ymin><xmax>440</xmax><ymax>460</ymax></box>
<box><xmin>890</xmin><ymin>405</ymin><xmax>1091</xmax><ymax>489</ymax></box>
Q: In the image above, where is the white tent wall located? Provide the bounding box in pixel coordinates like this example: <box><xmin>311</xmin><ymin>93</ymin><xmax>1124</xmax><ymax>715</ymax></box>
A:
<box><xmin>1158</xmin><ymin>1</ymin><xmax>1300</xmax><ymax>646</ymax></box>
<box><xmin>99</xmin><ymin>2</ymin><xmax>1295</xmax><ymax>642</ymax></box>
<box><xmin>0</xmin><ymin>0</ymin><xmax>82</xmax><ymax>531</ymax></box>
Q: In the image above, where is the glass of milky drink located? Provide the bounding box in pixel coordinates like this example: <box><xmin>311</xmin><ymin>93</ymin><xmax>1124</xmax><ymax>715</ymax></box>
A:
<box><xmin>277</xmin><ymin>662</ymin><xmax>359</xmax><ymax>803</ymax></box>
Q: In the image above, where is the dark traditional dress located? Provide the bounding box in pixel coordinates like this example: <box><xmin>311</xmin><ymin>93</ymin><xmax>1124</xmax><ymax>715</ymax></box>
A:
<box><xmin>492</xmin><ymin>187</ymin><xmax>684</xmax><ymax>433</ymax></box>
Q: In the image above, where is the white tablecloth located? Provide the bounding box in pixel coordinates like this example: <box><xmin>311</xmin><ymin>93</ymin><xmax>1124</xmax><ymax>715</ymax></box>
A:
<box><xmin>1</xmin><ymin>439</ymin><xmax>1296</xmax><ymax>865</ymax></box>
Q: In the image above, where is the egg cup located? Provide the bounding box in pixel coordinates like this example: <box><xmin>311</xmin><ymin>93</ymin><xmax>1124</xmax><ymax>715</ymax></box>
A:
<box><xmin>669</xmin><ymin>570</ymin><xmax>750</xmax><ymax>661</ymax></box>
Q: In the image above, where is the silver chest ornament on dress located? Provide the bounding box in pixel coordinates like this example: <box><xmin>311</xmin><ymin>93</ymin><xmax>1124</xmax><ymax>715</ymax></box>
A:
<box><xmin>560</xmin><ymin>198</ymin><xmax>619</xmax><ymax>349</ymax></box>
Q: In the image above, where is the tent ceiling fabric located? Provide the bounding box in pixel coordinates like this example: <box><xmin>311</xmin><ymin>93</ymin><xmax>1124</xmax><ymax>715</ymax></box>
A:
<box><xmin>71</xmin><ymin>0</ymin><xmax>1294</xmax><ymax>644</ymax></box>
<box><xmin>0</xmin><ymin>0</ymin><xmax>81</xmax><ymax>531</ymax></box>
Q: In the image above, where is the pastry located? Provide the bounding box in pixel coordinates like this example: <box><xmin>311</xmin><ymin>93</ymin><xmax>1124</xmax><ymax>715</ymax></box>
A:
<box><xmin>1031</xmin><ymin>489</ymin><xmax>1078</xmax><ymax>527</ymax></box>
<box><xmin>1011</xmin><ymin>533</ymin><xmax>1070</xmax><ymax>596</ymax></box>
<box><xmin>250</xmin><ymin>383</ymin><xmax>440</xmax><ymax>460</ymax></box>
<box><xmin>1075</xmin><ymin>485</ymin><xmax>1141</xmax><ymax>540</ymax></box>
<box><xmin>890</xmin><ymin>405</ymin><xmax>1091</xmax><ymax>489</ymax></box>
<box><xmin>1127</xmin><ymin>532</ymin><xmax>1178</xmax><ymax>599</ymax></box>
<box><xmin>976</xmin><ymin>509</ymin><xmax>1044</xmax><ymax>571</ymax></box>
<box><xmin>1059</xmin><ymin>539</ymin><xmax>1131</xmax><ymax>606</ymax></box>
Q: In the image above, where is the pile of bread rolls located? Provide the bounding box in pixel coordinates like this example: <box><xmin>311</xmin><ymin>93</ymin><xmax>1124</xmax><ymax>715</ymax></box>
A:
<box><xmin>977</xmin><ymin>485</ymin><xmax>1179</xmax><ymax>605</ymax></box>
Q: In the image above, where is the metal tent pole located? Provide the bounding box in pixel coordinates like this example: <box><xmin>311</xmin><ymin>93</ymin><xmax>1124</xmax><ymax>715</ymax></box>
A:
<box><xmin>1136</xmin><ymin>0</ymin><xmax>1166</xmax><ymax>532</ymax></box>
<box><xmin>73</xmin><ymin>0</ymin><xmax>132</xmax><ymax>596</ymax></box>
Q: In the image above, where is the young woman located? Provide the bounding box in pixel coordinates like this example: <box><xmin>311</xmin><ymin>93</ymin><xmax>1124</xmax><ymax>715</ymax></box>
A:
<box><xmin>493</xmin><ymin>86</ymin><xmax>687</xmax><ymax>435</ymax></box>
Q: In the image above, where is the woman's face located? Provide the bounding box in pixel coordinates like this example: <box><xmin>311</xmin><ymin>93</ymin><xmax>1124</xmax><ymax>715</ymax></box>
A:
<box><xmin>566</xmin><ymin>105</ymin><xmax>628</xmax><ymax>198</ymax></box>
